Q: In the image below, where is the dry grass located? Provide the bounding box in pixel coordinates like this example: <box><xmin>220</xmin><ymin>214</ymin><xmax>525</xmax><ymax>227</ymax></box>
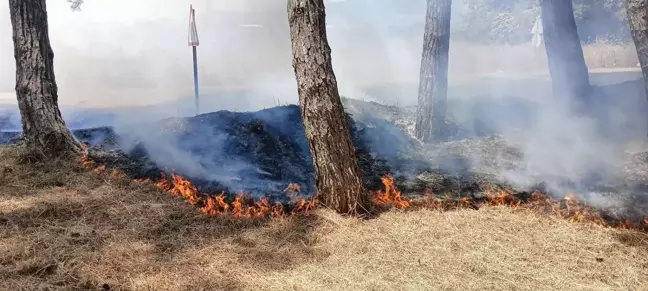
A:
<box><xmin>0</xmin><ymin>147</ymin><xmax>647</xmax><ymax>290</ymax></box>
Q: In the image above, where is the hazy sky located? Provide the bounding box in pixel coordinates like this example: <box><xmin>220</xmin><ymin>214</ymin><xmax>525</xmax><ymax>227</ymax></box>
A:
<box><xmin>0</xmin><ymin>0</ymin><xmax>427</xmax><ymax>108</ymax></box>
<box><xmin>0</xmin><ymin>0</ymin><xmax>479</xmax><ymax>110</ymax></box>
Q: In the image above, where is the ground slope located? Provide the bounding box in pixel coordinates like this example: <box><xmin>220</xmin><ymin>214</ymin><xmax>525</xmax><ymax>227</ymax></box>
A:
<box><xmin>0</xmin><ymin>147</ymin><xmax>647</xmax><ymax>291</ymax></box>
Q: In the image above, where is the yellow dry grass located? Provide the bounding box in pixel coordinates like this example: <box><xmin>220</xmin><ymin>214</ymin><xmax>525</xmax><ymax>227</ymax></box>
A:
<box><xmin>0</xmin><ymin>147</ymin><xmax>647</xmax><ymax>291</ymax></box>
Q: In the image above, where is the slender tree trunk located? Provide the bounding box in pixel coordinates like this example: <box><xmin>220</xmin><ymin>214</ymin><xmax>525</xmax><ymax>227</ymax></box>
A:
<box><xmin>414</xmin><ymin>0</ymin><xmax>452</xmax><ymax>143</ymax></box>
<box><xmin>625</xmin><ymin>0</ymin><xmax>648</xmax><ymax>137</ymax></box>
<box><xmin>9</xmin><ymin>0</ymin><xmax>81</xmax><ymax>159</ymax></box>
<box><xmin>540</xmin><ymin>0</ymin><xmax>591</xmax><ymax>106</ymax></box>
<box><xmin>287</xmin><ymin>0</ymin><xmax>369</xmax><ymax>215</ymax></box>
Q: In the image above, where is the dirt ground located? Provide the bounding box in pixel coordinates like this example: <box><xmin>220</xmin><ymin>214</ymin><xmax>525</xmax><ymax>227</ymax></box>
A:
<box><xmin>0</xmin><ymin>147</ymin><xmax>647</xmax><ymax>291</ymax></box>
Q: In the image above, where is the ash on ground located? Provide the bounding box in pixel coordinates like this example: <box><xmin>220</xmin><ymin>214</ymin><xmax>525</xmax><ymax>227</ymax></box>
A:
<box><xmin>3</xmin><ymin>90</ymin><xmax>648</xmax><ymax>220</ymax></box>
<box><xmin>344</xmin><ymin>94</ymin><xmax>648</xmax><ymax>221</ymax></box>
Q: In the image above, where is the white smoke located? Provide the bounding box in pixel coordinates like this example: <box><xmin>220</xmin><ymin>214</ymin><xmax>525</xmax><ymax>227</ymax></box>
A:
<box><xmin>0</xmin><ymin>0</ymin><xmax>646</xmax><ymax>203</ymax></box>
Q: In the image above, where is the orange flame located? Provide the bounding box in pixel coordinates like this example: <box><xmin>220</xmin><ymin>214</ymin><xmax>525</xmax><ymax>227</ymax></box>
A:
<box><xmin>272</xmin><ymin>202</ymin><xmax>285</xmax><ymax>217</ymax></box>
<box><xmin>485</xmin><ymin>188</ymin><xmax>517</xmax><ymax>206</ymax></box>
<box><xmin>80</xmin><ymin>144</ymin><xmax>94</xmax><ymax>169</ymax></box>
<box><xmin>155</xmin><ymin>172</ymin><xmax>171</xmax><ymax>191</ymax></box>
<box><xmin>79</xmin><ymin>150</ymin><xmax>648</xmax><ymax>230</ymax></box>
<box><xmin>254</xmin><ymin>199</ymin><xmax>272</xmax><ymax>217</ymax></box>
<box><xmin>231</xmin><ymin>195</ymin><xmax>244</xmax><ymax>216</ymax></box>
<box><xmin>200</xmin><ymin>193</ymin><xmax>230</xmax><ymax>216</ymax></box>
<box><xmin>111</xmin><ymin>170</ymin><xmax>124</xmax><ymax>179</ymax></box>
<box><xmin>292</xmin><ymin>195</ymin><xmax>317</xmax><ymax>216</ymax></box>
<box><xmin>371</xmin><ymin>175</ymin><xmax>648</xmax><ymax>231</ymax></box>
<box><xmin>152</xmin><ymin>172</ymin><xmax>315</xmax><ymax>218</ymax></box>
<box><xmin>169</xmin><ymin>174</ymin><xmax>199</xmax><ymax>205</ymax></box>
<box><xmin>459</xmin><ymin>197</ymin><xmax>471</xmax><ymax>208</ymax></box>
<box><xmin>374</xmin><ymin>174</ymin><xmax>411</xmax><ymax>208</ymax></box>
<box><xmin>616</xmin><ymin>220</ymin><xmax>637</xmax><ymax>230</ymax></box>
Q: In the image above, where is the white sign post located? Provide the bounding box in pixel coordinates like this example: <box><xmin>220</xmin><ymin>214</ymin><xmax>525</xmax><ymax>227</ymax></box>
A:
<box><xmin>188</xmin><ymin>5</ymin><xmax>200</xmax><ymax>115</ymax></box>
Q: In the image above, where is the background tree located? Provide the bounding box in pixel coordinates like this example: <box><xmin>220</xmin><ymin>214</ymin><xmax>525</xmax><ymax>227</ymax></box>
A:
<box><xmin>287</xmin><ymin>0</ymin><xmax>369</xmax><ymax>215</ymax></box>
<box><xmin>625</xmin><ymin>0</ymin><xmax>648</xmax><ymax>135</ymax></box>
<box><xmin>573</xmin><ymin>0</ymin><xmax>629</xmax><ymax>43</ymax></box>
<box><xmin>9</xmin><ymin>0</ymin><xmax>82</xmax><ymax>159</ymax></box>
<box><xmin>453</xmin><ymin>0</ymin><xmax>629</xmax><ymax>44</ymax></box>
<box><xmin>540</xmin><ymin>0</ymin><xmax>591</xmax><ymax>105</ymax></box>
<box><xmin>414</xmin><ymin>0</ymin><xmax>452</xmax><ymax>143</ymax></box>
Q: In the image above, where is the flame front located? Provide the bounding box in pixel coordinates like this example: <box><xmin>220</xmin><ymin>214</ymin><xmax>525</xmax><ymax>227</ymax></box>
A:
<box><xmin>169</xmin><ymin>174</ymin><xmax>199</xmax><ymax>205</ymax></box>
<box><xmin>374</xmin><ymin>175</ymin><xmax>411</xmax><ymax>208</ymax></box>
<box><xmin>371</xmin><ymin>174</ymin><xmax>646</xmax><ymax>232</ymax></box>
<box><xmin>153</xmin><ymin>172</ymin><xmax>316</xmax><ymax>218</ymax></box>
<box><xmin>79</xmin><ymin>150</ymin><xmax>648</xmax><ymax>230</ymax></box>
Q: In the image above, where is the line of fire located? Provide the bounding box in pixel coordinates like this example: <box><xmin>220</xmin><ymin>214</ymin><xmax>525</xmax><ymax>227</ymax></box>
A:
<box><xmin>3</xmin><ymin>1</ymin><xmax>648</xmax><ymax>288</ymax></box>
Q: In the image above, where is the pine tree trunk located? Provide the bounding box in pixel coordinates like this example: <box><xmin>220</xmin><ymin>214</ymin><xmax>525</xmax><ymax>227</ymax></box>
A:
<box><xmin>540</xmin><ymin>0</ymin><xmax>591</xmax><ymax>106</ymax></box>
<box><xmin>625</xmin><ymin>0</ymin><xmax>648</xmax><ymax>137</ymax></box>
<box><xmin>9</xmin><ymin>0</ymin><xmax>81</xmax><ymax>159</ymax></box>
<box><xmin>287</xmin><ymin>0</ymin><xmax>369</xmax><ymax>215</ymax></box>
<box><xmin>414</xmin><ymin>0</ymin><xmax>452</xmax><ymax>143</ymax></box>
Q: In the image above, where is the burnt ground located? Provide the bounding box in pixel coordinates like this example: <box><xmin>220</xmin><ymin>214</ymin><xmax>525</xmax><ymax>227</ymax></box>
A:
<box><xmin>343</xmin><ymin>92</ymin><xmax>648</xmax><ymax>222</ymax></box>
<box><xmin>1</xmin><ymin>148</ymin><xmax>645</xmax><ymax>290</ymax></box>
<box><xmin>2</xmin><ymin>81</ymin><xmax>648</xmax><ymax>222</ymax></box>
<box><xmin>0</xmin><ymin>105</ymin><xmax>391</xmax><ymax>196</ymax></box>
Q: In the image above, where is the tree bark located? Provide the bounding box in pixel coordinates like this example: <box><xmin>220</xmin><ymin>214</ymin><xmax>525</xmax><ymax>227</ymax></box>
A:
<box><xmin>414</xmin><ymin>0</ymin><xmax>452</xmax><ymax>143</ymax></box>
<box><xmin>625</xmin><ymin>0</ymin><xmax>648</xmax><ymax>136</ymax></box>
<box><xmin>9</xmin><ymin>0</ymin><xmax>81</xmax><ymax>159</ymax></box>
<box><xmin>540</xmin><ymin>0</ymin><xmax>591</xmax><ymax>106</ymax></box>
<box><xmin>287</xmin><ymin>0</ymin><xmax>369</xmax><ymax>215</ymax></box>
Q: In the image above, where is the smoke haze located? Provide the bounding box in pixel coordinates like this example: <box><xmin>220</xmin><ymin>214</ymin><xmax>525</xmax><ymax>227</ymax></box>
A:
<box><xmin>1</xmin><ymin>0</ymin><xmax>647</xmax><ymax>202</ymax></box>
<box><xmin>0</xmin><ymin>0</ymin><xmax>479</xmax><ymax>110</ymax></box>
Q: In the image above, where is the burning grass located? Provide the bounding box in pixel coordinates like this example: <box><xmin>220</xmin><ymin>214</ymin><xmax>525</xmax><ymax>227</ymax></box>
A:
<box><xmin>152</xmin><ymin>173</ymin><xmax>316</xmax><ymax>218</ymax></box>
<box><xmin>374</xmin><ymin>174</ymin><xmax>648</xmax><ymax>232</ymax></box>
<box><xmin>123</xmin><ymin>150</ymin><xmax>648</xmax><ymax>232</ymax></box>
<box><xmin>1</xmin><ymin>146</ymin><xmax>648</xmax><ymax>290</ymax></box>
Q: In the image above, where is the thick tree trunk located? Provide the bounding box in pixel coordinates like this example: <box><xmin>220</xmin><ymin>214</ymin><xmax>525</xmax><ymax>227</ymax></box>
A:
<box><xmin>9</xmin><ymin>0</ymin><xmax>81</xmax><ymax>159</ymax></box>
<box><xmin>625</xmin><ymin>0</ymin><xmax>648</xmax><ymax>136</ymax></box>
<box><xmin>287</xmin><ymin>0</ymin><xmax>369</xmax><ymax>215</ymax></box>
<box><xmin>540</xmin><ymin>0</ymin><xmax>591</xmax><ymax>106</ymax></box>
<box><xmin>414</xmin><ymin>0</ymin><xmax>452</xmax><ymax>143</ymax></box>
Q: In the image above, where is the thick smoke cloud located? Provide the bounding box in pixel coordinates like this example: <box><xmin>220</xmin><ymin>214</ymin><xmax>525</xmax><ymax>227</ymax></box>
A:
<box><xmin>0</xmin><ymin>0</ymin><xmax>467</xmax><ymax>109</ymax></box>
<box><xmin>0</xmin><ymin>0</ymin><xmax>646</xmax><ymax>202</ymax></box>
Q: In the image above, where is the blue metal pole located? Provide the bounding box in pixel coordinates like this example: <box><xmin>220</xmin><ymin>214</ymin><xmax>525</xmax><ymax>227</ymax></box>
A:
<box><xmin>192</xmin><ymin>46</ymin><xmax>200</xmax><ymax>116</ymax></box>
